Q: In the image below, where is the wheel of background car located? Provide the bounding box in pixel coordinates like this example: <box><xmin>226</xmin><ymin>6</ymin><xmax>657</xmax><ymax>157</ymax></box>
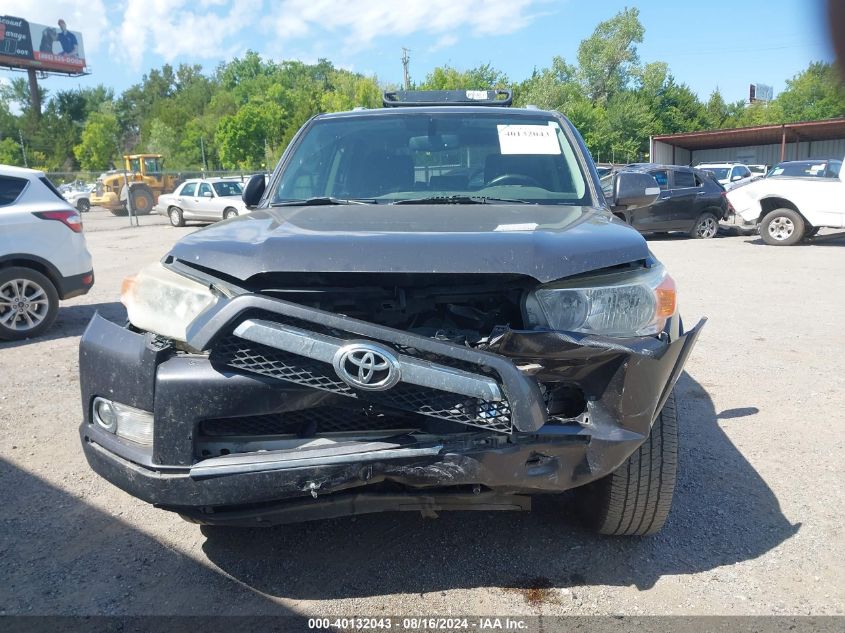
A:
<box><xmin>0</xmin><ymin>267</ymin><xmax>59</xmax><ymax>341</ymax></box>
<box><xmin>574</xmin><ymin>389</ymin><xmax>678</xmax><ymax>536</ymax></box>
<box><xmin>169</xmin><ymin>206</ymin><xmax>185</xmax><ymax>227</ymax></box>
<box><xmin>130</xmin><ymin>188</ymin><xmax>154</xmax><ymax>215</ymax></box>
<box><xmin>76</xmin><ymin>198</ymin><xmax>90</xmax><ymax>213</ymax></box>
<box><xmin>760</xmin><ymin>208</ymin><xmax>805</xmax><ymax>246</ymax></box>
<box><xmin>223</xmin><ymin>207</ymin><xmax>238</xmax><ymax>220</ymax></box>
<box><xmin>486</xmin><ymin>173</ymin><xmax>542</xmax><ymax>187</ymax></box>
<box><xmin>689</xmin><ymin>212</ymin><xmax>719</xmax><ymax>239</ymax></box>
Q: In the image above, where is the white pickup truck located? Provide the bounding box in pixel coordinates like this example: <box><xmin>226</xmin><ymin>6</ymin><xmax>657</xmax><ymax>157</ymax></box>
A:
<box><xmin>725</xmin><ymin>158</ymin><xmax>845</xmax><ymax>245</ymax></box>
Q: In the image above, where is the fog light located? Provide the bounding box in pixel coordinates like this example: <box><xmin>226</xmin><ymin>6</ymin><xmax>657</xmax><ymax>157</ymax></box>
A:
<box><xmin>93</xmin><ymin>398</ymin><xmax>117</xmax><ymax>431</ymax></box>
<box><xmin>92</xmin><ymin>397</ymin><xmax>154</xmax><ymax>446</ymax></box>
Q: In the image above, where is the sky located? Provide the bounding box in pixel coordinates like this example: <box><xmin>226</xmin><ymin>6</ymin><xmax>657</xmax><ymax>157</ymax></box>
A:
<box><xmin>0</xmin><ymin>0</ymin><xmax>836</xmax><ymax>106</ymax></box>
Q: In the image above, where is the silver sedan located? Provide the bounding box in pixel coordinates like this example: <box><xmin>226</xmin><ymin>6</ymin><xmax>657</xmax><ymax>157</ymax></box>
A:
<box><xmin>155</xmin><ymin>178</ymin><xmax>248</xmax><ymax>226</ymax></box>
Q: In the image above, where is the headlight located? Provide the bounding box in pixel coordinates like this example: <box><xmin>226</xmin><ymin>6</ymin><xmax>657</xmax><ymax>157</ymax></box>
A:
<box><xmin>121</xmin><ymin>263</ymin><xmax>218</xmax><ymax>342</ymax></box>
<box><xmin>524</xmin><ymin>265</ymin><xmax>677</xmax><ymax>337</ymax></box>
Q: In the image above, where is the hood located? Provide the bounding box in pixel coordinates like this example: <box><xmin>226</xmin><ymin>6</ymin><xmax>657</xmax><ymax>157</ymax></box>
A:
<box><xmin>169</xmin><ymin>204</ymin><xmax>648</xmax><ymax>284</ymax></box>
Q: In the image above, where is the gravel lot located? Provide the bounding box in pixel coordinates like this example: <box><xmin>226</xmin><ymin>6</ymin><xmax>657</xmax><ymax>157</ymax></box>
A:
<box><xmin>1</xmin><ymin>208</ymin><xmax>843</xmax><ymax>616</ymax></box>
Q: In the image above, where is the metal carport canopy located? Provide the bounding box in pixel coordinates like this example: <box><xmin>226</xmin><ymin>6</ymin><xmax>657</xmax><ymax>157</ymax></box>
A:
<box><xmin>652</xmin><ymin>117</ymin><xmax>845</xmax><ymax>152</ymax></box>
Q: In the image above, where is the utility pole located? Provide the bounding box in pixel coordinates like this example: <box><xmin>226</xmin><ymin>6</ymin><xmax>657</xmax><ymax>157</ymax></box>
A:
<box><xmin>401</xmin><ymin>48</ymin><xmax>411</xmax><ymax>90</ymax></box>
<box><xmin>26</xmin><ymin>69</ymin><xmax>41</xmax><ymax>118</ymax></box>
<box><xmin>18</xmin><ymin>130</ymin><xmax>28</xmax><ymax>167</ymax></box>
<box><xmin>200</xmin><ymin>137</ymin><xmax>207</xmax><ymax>173</ymax></box>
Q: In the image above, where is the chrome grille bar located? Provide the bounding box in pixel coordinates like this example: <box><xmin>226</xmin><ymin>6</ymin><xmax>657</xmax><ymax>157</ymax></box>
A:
<box><xmin>233</xmin><ymin>319</ymin><xmax>503</xmax><ymax>402</ymax></box>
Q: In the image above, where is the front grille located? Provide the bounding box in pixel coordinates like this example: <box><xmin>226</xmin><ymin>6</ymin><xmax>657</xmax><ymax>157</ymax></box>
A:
<box><xmin>211</xmin><ymin>336</ymin><xmax>513</xmax><ymax>433</ymax></box>
<box><xmin>201</xmin><ymin>406</ymin><xmax>415</xmax><ymax>437</ymax></box>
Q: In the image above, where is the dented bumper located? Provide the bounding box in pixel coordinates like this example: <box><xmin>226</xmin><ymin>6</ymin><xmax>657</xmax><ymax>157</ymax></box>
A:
<box><xmin>79</xmin><ymin>295</ymin><xmax>704</xmax><ymax>526</ymax></box>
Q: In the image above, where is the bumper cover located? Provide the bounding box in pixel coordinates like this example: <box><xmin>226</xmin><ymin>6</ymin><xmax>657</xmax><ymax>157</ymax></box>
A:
<box><xmin>79</xmin><ymin>296</ymin><xmax>704</xmax><ymax>524</ymax></box>
<box><xmin>58</xmin><ymin>269</ymin><xmax>94</xmax><ymax>300</ymax></box>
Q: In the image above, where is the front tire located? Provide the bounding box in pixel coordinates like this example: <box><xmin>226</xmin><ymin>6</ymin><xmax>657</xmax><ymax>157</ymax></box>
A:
<box><xmin>689</xmin><ymin>212</ymin><xmax>719</xmax><ymax>239</ymax></box>
<box><xmin>76</xmin><ymin>199</ymin><xmax>90</xmax><ymax>213</ymax></box>
<box><xmin>129</xmin><ymin>188</ymin><xmax>155</xmax><ymax>216</ymax></box>
<box><xmin>760</xmin><ymin>208</ymin><xmax>805</xmax><ymax>245</ymax></box>
<box><xmin>169</xmin><ymin>206</ymin><xmax>185</xmax><ymax>227</ymax></box>
<box><xmin>0</xmin><ymin>267</ymin><xmax>59</xmax><ymax>341</ymax></box>
<box><xmin>223</xmin><ymin>207</ymin><xmax>238</xmax><ymax>220</ymax></box>
<box><xmin>575</xmin><ymin>390</ymin><xmax>678</xmax><ymax>536</ymax></box>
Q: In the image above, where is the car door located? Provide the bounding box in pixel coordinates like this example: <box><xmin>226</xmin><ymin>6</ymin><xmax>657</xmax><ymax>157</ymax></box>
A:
<box><xmin>626</xmin><ymin>169</ymin><xmax>671</xmax><ymax>231</ymax></box>
<box><xmin>666</xmin><ymin>168</ymin><xmax>700</xmax><ymax>230</ymax></box>
<box><xmin>194</xmin><ymin>182</ymin><xmax>220</xmax><ymax>221</ymax></box>
<box><xmin>176</xmin><ymin>182</ymin><xmax>197</xmax><ymax>215</ymax></box>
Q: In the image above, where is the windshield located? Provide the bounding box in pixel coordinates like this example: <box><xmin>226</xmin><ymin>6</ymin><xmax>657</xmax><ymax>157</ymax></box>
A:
<box><xmin>769</xmin><ymin>162</ymin><xmax>835</xmax><ymax>178</ymax></box>
<box><xmin>699</xmin><ymin>167</ymin><xmax>729</xmax><ymax>180</ymax></box>
<box><xmin>212</xmin><ymin>181</ymin><xmax>244</xmax><ymax>197</ymax></box>
<box><xmin>272</xmin><ymin>112</ymin><xmax>589</xmax><ymax>205</ymax></box>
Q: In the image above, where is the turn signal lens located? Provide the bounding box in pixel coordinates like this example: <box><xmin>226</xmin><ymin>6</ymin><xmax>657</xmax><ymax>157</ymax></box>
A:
<box><xmin>655</xmin><ymin>274</ymin><xmax>677</xmax><ymax>318</ymax></box>
<box><xmin>120</xmin><ymin>275</ymin><xmax>137</xmax><ymax>307</ymax></box>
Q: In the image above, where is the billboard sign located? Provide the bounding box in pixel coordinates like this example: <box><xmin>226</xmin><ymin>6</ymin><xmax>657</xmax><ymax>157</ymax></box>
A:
<box><xmin>749</xmin><ymin>83</ymin><xmax>773</xmax><ymax>103</ymax></box>
<box><xmin>0</xmin><ymin>15</ymin><xmax>86</xmax><ymax>74</ymax></box>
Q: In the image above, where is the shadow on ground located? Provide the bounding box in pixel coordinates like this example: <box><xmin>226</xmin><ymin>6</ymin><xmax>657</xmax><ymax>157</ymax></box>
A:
<box><xmin>0</xmin><ymin>457</ymin><xmax>285</xmax><ymax>614</ymax></box>
<box><xmin>745</xmin><ymin>231</ymin><xmax>845</xmax><ymax>247</ymax></box>
<box><xmin>199</xmin><ymin>372</ymin><xmax>800</xmax><ymax>599</ymax></box>
<box><xmin>0</xmin><ymin>302</ymin><xmax>124</xmax><ymax>350</ymax></box>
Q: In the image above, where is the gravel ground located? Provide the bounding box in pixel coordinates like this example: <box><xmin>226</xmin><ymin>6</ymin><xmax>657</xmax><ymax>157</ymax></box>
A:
<box><xmin>1</xmin><ymin>208</ymin><xmax>843</xmax><ymax>616</ymax></box>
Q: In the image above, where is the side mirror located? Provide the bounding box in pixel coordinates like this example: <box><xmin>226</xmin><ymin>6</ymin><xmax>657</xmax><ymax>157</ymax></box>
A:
<box><xmin>242</xmin><ymin>174</ymin><xmax>266</xmax><ymax>208</ymax></box>
<box><xmin>612</xmin><ymin>171</ymin><xmax>661</xmax><ymax>210</ymax></box>
<box><xmin>732</xmin><ymin>174</ymin><xmax>743</xmax><ymax>181</ymax></box>
<box><xmin>202</xmin><ymin>191</ymin><xmax>213</xmax><ymax>198</ymax></box>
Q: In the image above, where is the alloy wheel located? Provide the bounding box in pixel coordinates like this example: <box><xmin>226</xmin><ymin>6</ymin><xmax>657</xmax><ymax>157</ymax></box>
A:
<box><xmin>0</xmin><ymin>278</ymin><xmax>50</xmax><ymax>332</ymax></box>
<box><xmin>697</xmin><ymin>216</ymin><xmax>718</xmax><ymax>238</ymax></box>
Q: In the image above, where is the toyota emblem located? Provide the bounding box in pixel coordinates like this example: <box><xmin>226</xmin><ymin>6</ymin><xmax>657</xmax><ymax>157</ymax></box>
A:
<box><xmin>332</xmin><ymin>343</ymin><xmax>401</xmax><ymax>391</ymax></box>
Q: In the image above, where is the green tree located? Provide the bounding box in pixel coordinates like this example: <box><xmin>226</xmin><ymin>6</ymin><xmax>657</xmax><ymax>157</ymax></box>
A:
<box><xmin>74</xmin><ymin>110</ymin><xmax>120</xmax><ymax>170</ymax></box>
<box><xmin>774</xmin><ymin>62</ymin><xmax>845</xmax><ymax>121</ymax></box>
<box><xmin>215</xmin><ymin>99</ymin><xmax>286</xmax><ymax>169</ymax></box>
<box><xmin>577</xmin><ymin>7</ymin><xmax>644</xmax><ymax>103</ymax></box>
<box><xmin>418</xmin><ymin>64</ymin><xmax>509</xmax><ymax>90</ymax></box>
<box><xmin>0</xmin><ymin>137</ymin><xmax>22</xmax><ymax>165</ymax></box>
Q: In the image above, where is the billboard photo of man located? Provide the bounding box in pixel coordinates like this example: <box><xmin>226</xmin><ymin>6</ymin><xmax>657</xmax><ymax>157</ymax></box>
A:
<box><xmin>57</xmin><ymin>19</ymin><xmax>77</xmax><ymax>56</ymax></box>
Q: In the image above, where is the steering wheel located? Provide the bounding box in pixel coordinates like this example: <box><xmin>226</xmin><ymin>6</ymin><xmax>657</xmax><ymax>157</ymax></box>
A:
<box><xmin>486</xmin><ymin>173</ymin><xmax>542</xmax><ymax>187</ymax></box>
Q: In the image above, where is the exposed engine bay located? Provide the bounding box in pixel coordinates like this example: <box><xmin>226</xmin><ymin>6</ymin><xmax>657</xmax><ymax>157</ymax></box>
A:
<box><xmin>244</xmin><ymin>272</ymin><xmax>534</xmax><ymax>347</ymax></box>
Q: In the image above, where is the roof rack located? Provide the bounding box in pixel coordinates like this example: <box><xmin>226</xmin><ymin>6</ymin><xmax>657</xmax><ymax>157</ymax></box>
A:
<box><xmin>382</xmin><ymin>89</ymin><xmax>513</xmax><ymax>108</ymax></box>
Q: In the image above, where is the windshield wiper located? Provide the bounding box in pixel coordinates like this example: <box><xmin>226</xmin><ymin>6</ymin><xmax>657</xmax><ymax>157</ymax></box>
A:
<box><xmin>392</xmin><ymin>195</ymin><xmax>534</xmax><ymax>205</ymax></box>
<box><xmin>271</xmin><ymin>197</ymin><xmax>373</xmax><ymax>206</ymax></box>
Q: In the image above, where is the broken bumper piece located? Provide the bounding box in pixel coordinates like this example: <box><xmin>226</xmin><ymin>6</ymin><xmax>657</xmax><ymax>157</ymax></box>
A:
<box><xmin>78</xmin><ymin>294</ymin><xmax>704</xmax><ymax>526</ymax></box>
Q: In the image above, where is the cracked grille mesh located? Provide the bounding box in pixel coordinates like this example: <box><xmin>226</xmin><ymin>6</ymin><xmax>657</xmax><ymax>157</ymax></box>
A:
<box><xmin>211</xmin><ymin>336</ymin><xmax>512</xmax><ymax>433</ymax></box>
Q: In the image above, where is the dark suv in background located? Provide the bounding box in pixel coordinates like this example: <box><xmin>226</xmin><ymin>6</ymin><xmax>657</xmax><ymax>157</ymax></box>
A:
<box><xmin>603</xmin><ymin>164</ymin><xmax>727</xmax><ymax>238</ymax></box>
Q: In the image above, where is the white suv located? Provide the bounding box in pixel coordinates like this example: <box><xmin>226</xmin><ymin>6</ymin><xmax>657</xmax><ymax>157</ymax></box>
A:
<box><xmin>0</xmin><ymin>165</ymin><xmax>94</xmax><ymax>340</ymax></box>
<box><xmin>696</xmin><ymin>162</ymin><xmax>753</xmax><ymax>187</ymax></box>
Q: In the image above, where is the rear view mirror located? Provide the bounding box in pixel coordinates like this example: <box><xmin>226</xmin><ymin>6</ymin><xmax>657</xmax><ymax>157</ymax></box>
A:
<box><xmin>242</xmin><ymin>174</ymin><xmax>266</xmax><ymax>208</ymax></box>
<box><xmin>612</xmin><ymin>171</ymin><xmax>660</xmax><ymax>210</ymax></box>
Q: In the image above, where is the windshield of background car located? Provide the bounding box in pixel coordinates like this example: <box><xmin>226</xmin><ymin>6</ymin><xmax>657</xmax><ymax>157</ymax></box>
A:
<box><xmin>769</xmin><ymin>162</ymin><xmax>832</xmax><ymax>177</ymax></box>
<box><xmin>272</xmin><ymin>112</ymin><xmax>590</xmax><ymax>205</ymax></box>
<box><xmin>702</xmin><ymin>167</ymin><xmax>729</xmax><ymax>180</ymax></box>
<box><xmin>212</xmin><ymin>181</ymin><xmax>244</xmax><ymax>196</ymax></box>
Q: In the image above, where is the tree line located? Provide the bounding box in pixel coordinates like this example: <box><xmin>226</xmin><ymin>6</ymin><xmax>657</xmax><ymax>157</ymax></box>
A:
<box><xmin>1</xmin><ymin>8</ymin><xmax>843</xmax><ymax>173</ymax></box>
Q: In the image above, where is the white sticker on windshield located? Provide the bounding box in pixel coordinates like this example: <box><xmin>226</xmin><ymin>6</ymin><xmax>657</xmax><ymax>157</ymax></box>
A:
<box><xmin>497</xmin><ymin>125</ymin><xmax>561</xmax><ymax>155</ymax></box>
<box><xmin>494</xmin><ymin>223</ymin><xmax>538</xmax><ymax>232</ymax></box>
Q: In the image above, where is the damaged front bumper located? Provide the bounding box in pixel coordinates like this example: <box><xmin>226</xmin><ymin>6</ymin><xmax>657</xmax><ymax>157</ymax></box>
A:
<box><xmin>79</xmin><ymin>293</ymin><xmax>704</xmax><ymax>526</ymax></box>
